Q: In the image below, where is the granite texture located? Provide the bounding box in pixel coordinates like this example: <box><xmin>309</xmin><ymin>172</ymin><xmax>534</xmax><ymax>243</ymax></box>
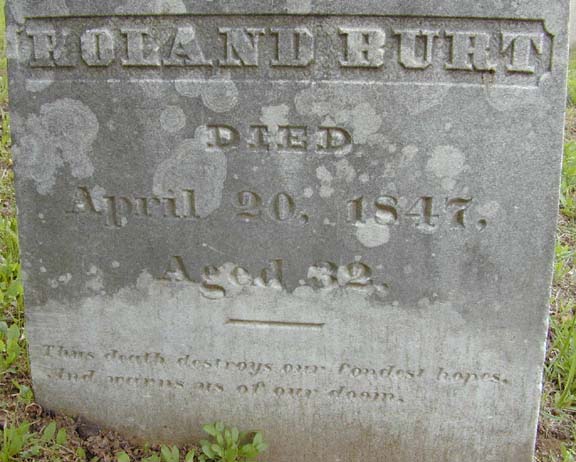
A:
<box><xmin>6</xmin><ymin>1</ymin><xmax>569</xmax><ymax>461</ymax></box>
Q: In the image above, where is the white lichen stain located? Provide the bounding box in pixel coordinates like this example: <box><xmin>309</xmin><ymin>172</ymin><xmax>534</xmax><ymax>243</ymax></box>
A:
<box><xmin>176</xmin><ymin>75</ymin><xmax>238</xmax><ymax>113</ymax></box>
<box><xmin>160</xmin><ymin>106</ymin><xmax>186</xmax><ymax>133</ymax></box>
<box><xmin>356</xmin><ymin>219</ymin><xmax>390</xmax><ymax>248</ymax></box>
<box><xmin>153</xmin><ymin>126</ymin><xmax>227</xmax><ymax>217</ymax></box>
<box><xmin>294</xmin><ymin>88</ymin><xmax>382</xmax><ymax>145</ymax></box>
<box><xmin>26</xmin><ymin>72</ymin><xmax>54</xmax><ymax>93</ymax></box>
<box><xmin>477</xmin><ymin>201</ymin><xmax>501</xmax><ymax>219</ymax></box>
<box><xmin>335</xmin><ymin>159</ymin><xmax>356</xmax><ymax>183</ymax></box>
<box><xmin>322</xmin><ymin>116</ymin><xmax>335</xmax><ymax>126</ymax></box>
<box><xmin>261</xmin><ymin>104</ymin><xmax>290</xmax><ymax>127</ymax></box>
<box><xmin>116</xmin><ymin>0</ymin><xmax>186</xmax><ymax>13</ymax></box>
<box><xmin>316</xmin><ymin>166</ymin><xmax>334</xmax><ymax>198</ymax></box>
<box><xmin>426</xmin><ymin>145</ymin><xmax>467</xmax><ymax>191</ymax></box>
<box><xmin>315</xmin><ymin>160</ymin><xmax>356</xmax><ymax>198</ymax></box>
<box><xmin>90</xmin><ymin>186</ymin><xmax>108</xmax><ymax>211</ymax></box>
<box><xmin>367</xmin><ymin>134</ymin><xmax>387</xmax><ymax>147</ymax></box>
<box><xmin>58</xmin><ymin>273</ymin><xmax>72</xmax><ymax>285</ymax></box>
<box><xmin>336</xmin><ymin>103</ymin><xmax>382</xmax><ymax>145</ymax></box>
<box><xmin>86</xmin><ymin>267</ymin><xmax>104</xmax><ymax>293</ymax></box>
<box><xmin>14</xmin><ymin>99</ymin><xmax>99</xmax><ymax>195</ymax></box>
<box><xmin>260</xmin><ymin>104</ymin><xmax>290</xmax><ymax>150</ymax></box>
<box><xmin>286</xmin><ymin>0</ymin><xmax>312</xmax><ymax>13</ymax></box>
<box><xmin>402</xmin><ymin>145</ymin><xmax>419</xmax><ymax>158</ymax></box>
<box><xmin>397</xmin><ymin>197</ymin><xmax>409</xmax><ymax>209</ymax></box>
<box><xmin>303</xmin><ymin>187</ymin><xmax>314</xmax><ymax>198</ymax></box>
<box><xmin>134</xmin><ymin>76</ymin><xmax>165</xmax><ymax>99</ymax></box>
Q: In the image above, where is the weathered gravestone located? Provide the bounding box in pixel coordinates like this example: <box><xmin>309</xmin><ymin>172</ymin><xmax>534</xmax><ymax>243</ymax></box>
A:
<box><xmin>6</xmin><ymin>0</ymin><xmax>569</xmax><ymax>460</ymax></box>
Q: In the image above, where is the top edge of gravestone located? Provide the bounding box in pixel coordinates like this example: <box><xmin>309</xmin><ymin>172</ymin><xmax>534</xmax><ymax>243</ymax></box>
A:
<box><xmin>5</xmin><ymin>0</ymin><xmax>571</xmax><ymax>26</ymax></box>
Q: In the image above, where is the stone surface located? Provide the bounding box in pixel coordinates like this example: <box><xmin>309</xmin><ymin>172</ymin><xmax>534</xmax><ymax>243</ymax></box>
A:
<box><xmin>6</xmin><ymin>1</ymin><xmax>569</xmax><ymax>461</ymax></box>
<box><xmin>571</xmin><ymin>0</ymin><xmax>576</xmax><ymax>47</ymax></box>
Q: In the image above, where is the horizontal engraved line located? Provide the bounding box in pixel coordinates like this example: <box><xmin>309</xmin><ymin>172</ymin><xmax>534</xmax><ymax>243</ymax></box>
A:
<box><xmin>24</xmin><ymin>78</ymin><xmax>540</xmax><ymax>90</ymax></box>
<box><xmin>226</xmin><ymin>319</ymin><xmax>325</xmax><ymax>329</ymax></box>
<box><xmin>25</xmin><ymin>14</ymin><xmax>546</xmax><ymax>22</ymax></box>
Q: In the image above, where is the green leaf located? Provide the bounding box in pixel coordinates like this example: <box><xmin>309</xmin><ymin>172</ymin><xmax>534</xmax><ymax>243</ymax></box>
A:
<box><xmin>42</xmin><ymin>422</ymin><xmax>57</xmax><ymax>443</ymax></box>
<box><xmin>240</xmin><ymin>444</ymin><xmax>258</xmax><ymax>459</ymax></box>
<box><xmin>231</xmin><ymin>427</ymin><xmax>239</xmax><ymax>443</ymax></box>
<box><xmin>215</xmin><ymin>422</ymin><xmax>225</xmax><ymax>433</ymax></box>
<box><xmin>224</xmin><ymin>446</ymin><xmax>238</xmax><ymax>462</ymax></box>
<box><xmin>56</xmin><ymin>428</ymin><xmax>67</xmax><ymax>445</ymax></box>
<box><xmin>117</xmin><ymin>452</ymin><xmax>131</xmax><ymax>462</ymax></box>
<box><xmin>23</xmin><ymin>445</ymin><xmax>42</xmax><ymax>457</ymax></box>
<box><xmin>76</xmin><ymin>447</ymin><xmax>87</xmax><ymax>460</ymax></box>
<box><xmin>161</xmin><ymin>445</ymin><xmax>179</xmax><ymax>462</ymax></box>
<box><xmin>185</xmin><ymin>450</ymin><xmax>195</xmax><ymax>462</ymax></box>
<box><xmin>16</xmin><ymin>383</ymin><xmax>34</xmax><ymax>403</ymax></box>
<box><xmin>142</xmin><ymin>455</ymin><xmax>161</xmax><ymax>462</ymax></box>
<box><xmin>6</xmin><ymin>324</ymin><xmax>19</xmax><ymax>343</ymax></box>
<box><xmin>203</xmin><ymin>423</ymin><xmax>217</xmax><ymax>437</ymax></box>
<box><xmin>201</xmin><ymin>443</ymin><xmax>215</xmax><ymax>459</ymax></box>
<box><xmin>6</xmin><ymin>280</ymin><xmax>22</xmax><ymax>298</ymax></box>
<box><xmin>212</xmin><ymin>443</ymin><xmax>224</xmax><ymax>457</ymax></box>
<box><xmin>160</xmin><ymin>445</ymin><xmax>173</xmax><ymax>462</ymax></box>
<box><xmin>224</xmin><ymin>429</ymin><xmax>232</xmax><ymax>447</ymax></box>
<box><xmin>253</xmin><ymin>432</ymin><xmax>263</xmax><ymax>446</ymax></box>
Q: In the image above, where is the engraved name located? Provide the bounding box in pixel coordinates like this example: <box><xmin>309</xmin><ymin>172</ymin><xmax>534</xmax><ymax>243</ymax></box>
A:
<box><xmin>21</xmin><ymin>16</ymin><xmax>552</xmax><ymax>86</ymax></box>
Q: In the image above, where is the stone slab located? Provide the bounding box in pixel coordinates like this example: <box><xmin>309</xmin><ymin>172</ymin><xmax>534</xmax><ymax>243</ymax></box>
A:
<box><xmin>6</xmin><ymin>1</ymin><xmax>569</xmax><ymax>461</ymax></box>
<box><xmin>571</xmin><ymin>0</ymin><xmax>576</xmax><ymax>47</ymax></box>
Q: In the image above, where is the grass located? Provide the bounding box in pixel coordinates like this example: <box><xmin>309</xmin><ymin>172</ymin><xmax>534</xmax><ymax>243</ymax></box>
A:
<box><xmin>534</xmin><ymin>54</ymin><xmax>576</xmax><ymax>461</ymax></box>
<box><xmin>0</xmin><ymin>4</ymin><xmax>575</xmax><ymax>462</ymax></box>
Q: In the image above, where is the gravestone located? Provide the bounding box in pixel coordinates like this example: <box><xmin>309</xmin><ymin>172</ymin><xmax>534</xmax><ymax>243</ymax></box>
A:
<box><xmin>572</xmin><ymin>0</ymin><xmax>576</xmax><ymax>48</ymax></box>
<box><xmin>6</xmin><ymin>1</ymin><xmax>569</xmax><ymax>460</ymax></box>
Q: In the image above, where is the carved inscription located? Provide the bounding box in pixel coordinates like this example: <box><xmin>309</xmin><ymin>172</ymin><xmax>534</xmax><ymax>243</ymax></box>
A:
<box><xmin>206</xmin><ymin>125</ymin><xmax>352</xmax><ymax>153</ymax></box>
<box><xmin>347</xmin><ymin>196</ymin><xmax>480</xmax><ymax>232</ymax></box>
<box><xmin>159</xmin><ymin>258</ymin><xmax>390</xmax><ymax>299</ymax></box>
<box><xmin>70</xmin><ymin>187</ymin><xmax>486</xmax><ymax>234</ymax></box>
<box><xmin>68</xmin><ymin>187</ymin><xmax>198</xmax><ymax>228</ymax></box>
<box><xmin>21</xmin><ymin>16</ymin><xmax>553</xmax><ymax>86</ymax></box>
<box><xmin>40</xmin><ymin>345</ymin><xmax>513</xmax><ymax>405</ymax></box>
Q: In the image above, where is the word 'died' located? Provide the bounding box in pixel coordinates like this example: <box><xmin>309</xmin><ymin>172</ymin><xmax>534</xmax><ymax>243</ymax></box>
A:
<box><xmin>21</xmin><ymin>16</ymin><xmax>552</xmax><ymax>85</ymax></box>
<box><xmin>206</xmin><ymin>125</ymin><xmax>351</xmax><ymax>154</ymax></box>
